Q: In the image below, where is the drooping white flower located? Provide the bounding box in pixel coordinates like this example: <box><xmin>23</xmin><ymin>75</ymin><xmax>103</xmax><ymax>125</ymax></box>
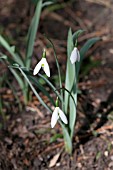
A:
<box><xmin>70</xmin><ymin>47</ymin><xmax>80</xmax><ymax>64</ymax></box>
<box><xmin>51</xmin><ymin>107</ymin><xmax>68</xmax><ymax>128</ymax></box>
<box><xmin>33</xmin><ymin>57</ymin><xmax>50</xmax><ymax>77</ymax></box>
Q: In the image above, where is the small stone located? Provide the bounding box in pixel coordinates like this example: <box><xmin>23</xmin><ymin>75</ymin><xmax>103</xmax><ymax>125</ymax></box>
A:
<box><xmin>56</xmin><ymin>163</ymin><xmax>60</xmax><ymax>167</ymax></box>
<box><xmin>109</xmin><ymin>162</ymin><xmax>113</xmax><ymax>168</ymax></box>
<box><xmin>109</xmin><ymin>49</ymin><xmax>113</xmax><ymax>54</ymax></box>
<box><xmin>77</xmin><ymin>163</ymin><xmax>82</xmax><ymax>168</ymax></box>
<box><xmin>4</xmin><ymin>137</ymin><xmax>12</xmax><ymax>145</ymax></box>
<box><xmin>110</xmin><ymin>155</ymin><xmax>113</xmax><ymax>161</ymax></box>
<box><xmin>16</xmin><ymin>118</ymin><xmax>21</xmax><ymax>122</ymax></box>
<box><xmin>104</xmin><ymin>151</ymin><xmax>108</xmax><ymax>157</ymax></box>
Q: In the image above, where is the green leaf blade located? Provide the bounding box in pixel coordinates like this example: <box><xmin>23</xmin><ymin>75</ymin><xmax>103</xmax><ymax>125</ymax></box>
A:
<box><xmin>64</xmin><ymin>28</ymin><xmax>75</xmax><ymax>114</ymax></box>
<box><xmin>0</xmin><ymin>35</ymin><xmax>24</xmax><ymax>66</ymax></box>
<box><xmin>26</xmin><ymin>0</ymin><xmax>42</xmax><ymax>69</ymax></box>
<box><xmin>76</xmin><ymin>37</ymin><xmax>100</xmax><ymax>77</ymax></box>
<box><xmin>23</xmin><ymin>70</ymin><xmax>55</xmax><ymax>106</ymax></box>
<box><xmin>18</xmin><ymin>67</ymin><xmax>52</xmax><ymax>113</ymax></box>
<box><xmin>61</xmin><ymin>123</ymin><xmax>72</xmax><ymax>154</ymax></box>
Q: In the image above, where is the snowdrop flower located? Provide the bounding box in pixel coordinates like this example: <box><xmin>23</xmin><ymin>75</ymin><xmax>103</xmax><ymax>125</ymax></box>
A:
<box><xmin>33</xmin><ymin>49</ymin><xmax>50</xmax><ymax>77</ymax></box>
<box><xmin>70</xmin><ymin>47</ymin><xmax>80</xmax><ymax>64</ymax></box>
<box><xmin>51</xmin><ymin>107</ymin><xmax>68</xmax><ymax>128</ymax></box>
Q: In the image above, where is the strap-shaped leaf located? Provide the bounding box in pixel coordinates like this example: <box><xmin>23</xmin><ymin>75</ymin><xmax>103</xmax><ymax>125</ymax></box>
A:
<box><xmin>69</xmin><ymin>82</ymin><xmax>77</xmax><ymax>139</ymax></box>
<box><xmin>9</xmin><ymin>68</ymin><xmax>24</xmax><ymax>90</ymax></box>
<box><xmin>26</xmin><ymin>0</ymin><xmax>42</xmax><ymax>69</ymax></box>
<box><xmin>65</xmin><ymin>28</ymin><xmax>84</xmax><ymax>139</ymax></box>
<box><xmin>23</xmin><ymin>70</ymin><xmax>55</xmax><ymax>106</ymax></box>
<box><xmin>1</xmin><ymin>56</ymin><xmax>24</xmax><ymax>92</ymax></box>
<box><xmin>64</xmin><ymin>28</ymin><xmax>75</xmax><ymax>114</ymax></box>
<box><xmin>76</xmin><ymin>37</ymin><xmax>100</xmax><ymax>77</ymax></box>
<box><xmin>61</xmin><ymin>123</ymin><xmax>72</xmax><ymax>154</ymax></box>
<box><xmin>42</xmin><ymin>1</ymin><xmax>54</xmax><ymax>7</ymax></box>
<box><xmin>73</xmin><ymin>29</ymin><xmax>84</xmax><ymax>45</ymax></box>
<box><xmin>38</xmin><ymin>73</ymin><xmax>63</xmax><ymax>102</ymax></box>
<box><xmin>0</xmin><ymin>35</ymin><xmax>24</xmax><ymax>66</ymax></box>
<box><xmin>18</xmin><ymin>67</ymin><xmax>52</xmax><ymax>113</ymax></box>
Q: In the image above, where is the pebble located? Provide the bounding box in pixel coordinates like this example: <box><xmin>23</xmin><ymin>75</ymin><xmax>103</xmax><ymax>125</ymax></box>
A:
<box><xmin>56</xmin><ymin>163</ymin><xmax>60</xmax><ymax>167</ymax></box>
<box><xmin>104</xmin><ymin>151</ymin><xmax>108</xmax><ymax>157</ymax></box>
<box><xmin>77</xmin><ymin>163</ymin><xmax>82</xmax><ymax>168</ymax></box>
<box><xmin>109</xmin><ymin>162</ymin><xmax>113</xmax><ymax>168</ymax></box>
<box><xmin>110</xmin><ymin>155</ymin><xmax>113</xmax><ymax>161</ymax></box>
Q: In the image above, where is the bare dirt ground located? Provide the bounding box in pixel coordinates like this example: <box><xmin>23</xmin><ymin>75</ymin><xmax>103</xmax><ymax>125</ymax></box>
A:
<box><xmin>0</xmin><ymin>0</ymin><xmax>113</xmax><ymax>169</ymax></box>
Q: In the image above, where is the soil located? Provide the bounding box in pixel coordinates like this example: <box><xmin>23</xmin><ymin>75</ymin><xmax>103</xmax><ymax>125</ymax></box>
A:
<box><xmin>0</xmin><ymin>0</ymin><xmax>113</xmax><ymax>170</ymax></box>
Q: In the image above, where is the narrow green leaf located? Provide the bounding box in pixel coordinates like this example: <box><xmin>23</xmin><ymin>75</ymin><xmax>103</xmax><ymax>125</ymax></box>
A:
<box><xmin>0</xmin><ymin>35</ymin><xmax>24</xmax><ymax>66</ymax></box>
<box><xmin>64</xmin><ymin>28</ymin><xmax>77</xmax><ymax>139</ymax></box>
<box><xmin>73</xmin><ymin>29</ymin><xmax>84</xmax><ymax>45</ymax></box>
<box><xmin>26</xmin><ymin>0</ymin><xmax>42</xmax><ymax>69</ymax></box>
<box><xmin>2</xmin><ymin>58</ymin><xmax>24</xmax><ymax>96</ymax></box>
<box><xmin>9</xmin><ymin>67</ymin><xmax>24</xmax><ymax>90</ymax></box>
<box><xmin>65</xmin><ymin>28</ymin><xmax>84</xmax><ymax>139</ymax></box>
<box><xmin>61</xmin><ymin>123</ymin><xmax>72</xmax><ymax>154</ymax></box>
<box><xmin>25</xmin><ymin>0</ymin><xmax>43</xmax><ymax>103</ymax></box>
<box><xmin>0</xmin><ymin>55</ymin><xmax>7</xmax><ymax>60</ymax></box>
<box><xmin>76</xmin><ymin>37</ymin><xmax>100</xmax><ymax>77</ymax></box>
<box><xmin>31</xmin><ymin>78</ymin><xmax>55</xmax><ymax>106</ymax></box>
<box><xmin>38</xmin><ymin>73</ymin><xmax>63</xmax><ymax>102</ymax></box>
<box><xmin>80</xmin><ymin>37</ymin><xmax>100</xmax><ymax>59</ymax></box>
<box><xmin>18</xmin><ymin>67</ymin><xmax>52</xmax><ymax>113</ymax></box>
<box><xmin>64</xmin><ymin>28</ymin><xmax>75</xmax><ymax>114</ymax></box>
<box><xmin>23</xmin><ymin>70</ymin><xmax>55</xmax><ymax>106</ymax></box>
<box><xmin>9</xmin><ymin>66</ymin><xmax>28</xmax><ymax>104</ymax></box>
<box><xmin>69</xmin><ymin>92</ymin><xmax>77</xmax><ymax>138</ymax></box>
<box><xmin>50</xmin><ymin>134</ymin><xmax>63</xmax><ymax>143</ymax></box>
<box><xmin>11</xmin><ymin>46</ymin><xmax>15</xmax><ymax>52</ymax></box>
<box><xmin>56</xmin><ymin>87</ymin><xmax>76</xmax><ymax>109</ymax></box>
<box><xmin>42</xmin><ymin>1</ymin><xmax>54</xmax><ymax>8</ymax></box>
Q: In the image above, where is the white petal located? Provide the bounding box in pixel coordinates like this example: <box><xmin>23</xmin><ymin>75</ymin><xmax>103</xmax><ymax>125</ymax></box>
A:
<box><xmin>51</xmin><ymin>107</ymin><xmax>59</xmax><ymax>128</ymax></box>
<box><xmin>33</xmin><ymin>60</ymin><xmax>42</xmax><ymax>75</ymax></box>
<box><xmin>59</xmin><ymin>108</ymin><xmax>68</xmax><ymax>124</ymax></box>
<box><xmin>70</xmin><ymin>47</ymin><xmax>79</xmax><ymax>64</ymax></box>
<box><xmin>42</xmin><ymin>58</ymin><xmax>50</xmax><ymax>77</ymax></box>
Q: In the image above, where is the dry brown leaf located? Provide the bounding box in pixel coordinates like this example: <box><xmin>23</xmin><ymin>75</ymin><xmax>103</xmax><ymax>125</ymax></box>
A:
<box><xmin>49</xmin><ymin>152</ymin><xmax>61</xmax><ymax>168</ymax></box>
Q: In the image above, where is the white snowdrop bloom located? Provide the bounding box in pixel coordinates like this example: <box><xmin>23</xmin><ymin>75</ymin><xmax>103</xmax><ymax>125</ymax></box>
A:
<box><xmin>51</xmin><ymin>107</ymin><xmax>68</xmax><ymax>128</ymax></box>
<box><xmin>70</xmin><ymin>47</ymin><xmax>80</xmax><ymax>64</ymax></box>
<box><xmin>33</xmin><ymin>57</ymin><xmax>50</xmax><ymax>77</ymax></box>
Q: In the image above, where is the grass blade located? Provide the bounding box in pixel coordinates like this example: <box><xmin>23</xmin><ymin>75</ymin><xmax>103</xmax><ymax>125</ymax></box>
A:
<box><xmin>76</xmin><ymin>37</ymin><xmax>100</xmax><ymax>77</ymax></box>
<box><xmin>65</xmin><ymin>28</ymin><xmax>84</xmax><ymax>138</ymax></box>
<box><xmin>73</xmin><ymin>29</ymin><xmax>84</xmax><ymax>45</ymax></box>
<box><xmin>0</xmin><ymin>35</ymin><xmax>24</xmax><ymax>66</ymax></box>
<box><xmin>38</xmin><ymin>73</ymin><xmax>62</xmax><ymax>102</ymax></box>
<box><xmin>64</xmin><ymin>28</ymin><xmax>75</xmax><ymax>113</ymax></box>
<box><xmin>23</xmin><ymin>70</ymin><xmax>55</xmax><ymax>106</ymax></box>
<box><xmin>61</xmin><ymin>123</ymin><xmax>72</xmax><ymax>154</ymax></box>
<box><xmin>26</xmin><ymin>0</ymin><xmax>42</xmax><ymax>69</ymax></box>
<box><xmin>9</xmin><ymin>68</ymin><xmax>24</xmax><ymax>90</ymax></box>
<box><xmin>42</xmin><ymin>1</ymin><xmax>54</xmax><ymax>7</ymax></box>
<box><xmin>18</xmin><ymin>67</ymin><xmax>52</xmax><ymax>113</ymax></box>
